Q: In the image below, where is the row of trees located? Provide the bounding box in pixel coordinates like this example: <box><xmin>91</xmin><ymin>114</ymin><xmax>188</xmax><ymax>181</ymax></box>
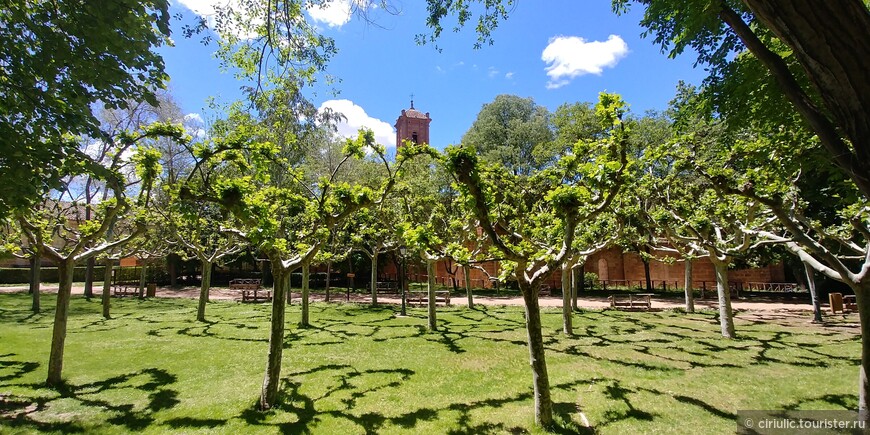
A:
<box><xmin>2</xmin><ymin>0</ymin><xmax>867</xmax><ymax>429</ymax></box>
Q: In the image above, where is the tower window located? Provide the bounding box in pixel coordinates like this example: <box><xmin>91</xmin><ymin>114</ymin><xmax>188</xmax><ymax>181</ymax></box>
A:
<box><xmin>412</xmin><ymin>132</ymin><xmax>418</xmax><ymax>143</ymax></box>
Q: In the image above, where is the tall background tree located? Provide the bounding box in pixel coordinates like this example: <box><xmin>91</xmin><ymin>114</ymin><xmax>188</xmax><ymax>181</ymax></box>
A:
<box><xmin>445</xmin><ymin>92</ymin><xmax>630</xmax><ymax>427</ymax></box>
<box><xmin>462</xmin><ymin>95</ymin><xmax>554</xmax><ymax>176</ymax></box>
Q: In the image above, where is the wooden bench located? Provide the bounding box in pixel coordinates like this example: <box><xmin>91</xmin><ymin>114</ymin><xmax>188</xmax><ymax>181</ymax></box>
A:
<box><xmin>830</xmin><ymin>293</ymin><xmax>856</xmax><ymax>314</ymax></box>
<box><xmin>408</xmin><ymin>290</ymin><xmax>451</xmax><ymax>306</ymax></box>
<box><xmin>112</xmin><ymin>282</ymin><xmax>140</xmax><ymax>297</ymax></box>
<box><xmin>230</xmin><ymin>278</ymin><xmax>271</xmax><ymax>303</ymax></box>
<box><xmin>608</xmin><ymin>293</ymin><xmax>653</xmax><ymax>311</ymax></box>
<box><xmin>376</xmin><ymin>281</ymin><xmax>399</xmax><ymax>294</ymax></box>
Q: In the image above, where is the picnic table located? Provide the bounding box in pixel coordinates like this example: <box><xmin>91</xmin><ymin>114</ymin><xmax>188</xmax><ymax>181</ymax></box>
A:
<box><xmin>376</xmin><ymin>281</ymin><xmax>399</xmax><ymax>294</ymax></box>
<box><xmin>112</xmin><ymin>282</ymin><xmax>140</xmax><ymax>298</ymax></box>
<box><xmin>407</xmin><ymin>290</ymin><xmax>451</xmax><ymax>306</ymax></box>
<box><xmin>230</xmin><ymin>278</ymin><xmax>271</xmax><ymax>303</ymax></box>
<box><xmin>608</xmin><ymin>293</ymin><xmax>653</xmax><ymax>310</ymax></box>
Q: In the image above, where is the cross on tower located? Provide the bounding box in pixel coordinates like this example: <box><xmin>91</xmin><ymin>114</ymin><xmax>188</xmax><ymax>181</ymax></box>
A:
<box><xmin>409</xmin><ymin>93</ymin><xmax>414</xmax><ymax>109</ymax></box>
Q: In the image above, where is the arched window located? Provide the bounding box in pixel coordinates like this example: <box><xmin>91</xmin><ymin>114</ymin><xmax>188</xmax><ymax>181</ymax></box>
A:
<box><xmin>598</xmin><ymin>258</ymin><xmax>609</xmax><ymax>282</ymax></box>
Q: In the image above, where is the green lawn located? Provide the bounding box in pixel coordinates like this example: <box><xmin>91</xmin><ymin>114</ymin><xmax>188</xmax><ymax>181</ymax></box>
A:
<box><xmin>0</xmin><ymin>293</ymin><xmax>860</xmax><ymax>434</ymax></box>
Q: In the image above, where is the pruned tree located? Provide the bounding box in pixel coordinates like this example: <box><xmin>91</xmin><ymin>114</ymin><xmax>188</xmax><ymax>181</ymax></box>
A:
<box><xmin>13</xmin><ymin>121</ymin><xmax>186</xmax><ymax>386</ymax></box>
<box><xmin>443</xmin><ymin>92</ymin><xmax>630</xmax><ymax>427</ymax></box>
<box><xmin>164</xmin><ymin>202</ymin><xmax>247</xmax><ymax>322</ymax></box>
<box><xmin>183</xmin><ymin>117</ymin><xmax>421</xmax><ymax>410</ymax></box>
<box><xmin>2</xmin><ymin>214</ymin><xmax>45</xmax><ymax>313</ymax></box>
<box><xmin>350</xmin><ymin>203</ymin><xmax>400</xmax><ymax>305</ymax></box>
<box><xmin>396</xmin><ymin>150</ymin><xmax>471</xmax><ymax>329</ymax></box>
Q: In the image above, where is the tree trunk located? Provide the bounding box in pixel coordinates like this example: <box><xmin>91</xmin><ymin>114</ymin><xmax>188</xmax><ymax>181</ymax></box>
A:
<box><xmin>260</xmin><ymin>265</ymin><xmax>287</xmax><ymax>410</ymax></box>
<box><xmin>168</xmin><ymin>253</ymin><xmax>178</xmax><ymax>287</ymax></box>
<box><xmin>573</xmin><ymin>262</ymin><xmax>583</xmax><ymax>310</ymax></box>
<box><xmin>642</xmin><ymin>253</ymin><xmax>652</xmax><ymax>291</ymax></box>
<box><xmin>561</xmin><ymin>263</ymin><xmax>573</xmax><ymax>335</ymax></box>
<box><xmin>325</xmin><ymin>261</ymin><xmax>332</xmax><ymax>302</ymax></box>
<box><xmin>720</xmin><ymin>2</ymin><xmax>870</xmax><ymax>198</ymax></box>
<box><xmin>83</xmin><ymin>257</ymin><xmax>95</xmax><ymax>299</ymax></box>
<box><xmin>301</xmin><ymin>261</ymin><xmax>310</xmax><ymax>327</ymax></box>
<box><xmin>684</xmin><ymin>259</ymin><xmax>695</xmax><ymax>313</ymax></box>
<box><xmin>740</xmin><ymin>0</ymin><xmax>870</xmax><ymax>198</ymax></box>
<box><xmin>197</xmin><ymin>260</ymin><xmax>213</xmax><ymax>322</ymax></box>
<box><xmin>101</xmin><ymin>259</ymin><xmax>113</xmax><ymax>319</ymax></box>
<box><xmin>29</xmin><ymin>253</ymin><xmax>41</xmax><ymax>313</ymax></box>
<box><xmin>285</xmin><ymin>269</ymin><xmax>292</xmax><ymax>305</ymax></box>
<box><xmin>47</xmin><ymin>260</ymin><xmax>75</xmax><ymax>386</ymax></box>
<box><xmin>802</xmin><ymin>261</ymin><xmax>823</xmax><ymax>323</ymax></box>
<box><xmin>711</xmin><ymin>259</ymin><xmax>736</xmax><ymax>338</ymax></box>
<box><xmin>518</xmin><ymin>278</ymin><xmax>553</xmax><ymax>427</ymax></box>
<box><xmin>370</xmin><ymin>250</ymin><xmax>378</xmax><ymax>305</ymax></box>
<box><xmin>427</xmin><ymin>259</ymin><xmax>437</xmax><ymax>331</ymax></box>
<box><xmin>852</xmin><ymin>279</ymin><xmax>870</xmax><ymax>420</ymax></box>
<box><xmin>138</xmin><ymin>264</ymin><xmax>146</xmax><ymax>298</ymax></box>
<box><xmin>463</xmin><ymin>265</ymin><xmax>473</xmax><ymax>307</ymax></box>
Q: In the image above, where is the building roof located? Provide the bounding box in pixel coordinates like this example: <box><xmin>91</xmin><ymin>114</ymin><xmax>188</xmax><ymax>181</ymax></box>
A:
<box><xmin>399</xmin><ymin>100</ymin><xmax>430</xmax><ymax>120</ymax></box>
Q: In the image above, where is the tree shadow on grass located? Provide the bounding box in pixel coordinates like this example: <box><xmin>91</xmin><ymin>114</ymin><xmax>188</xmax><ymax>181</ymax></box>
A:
<box><xmin>0</xmin><ymin>353</ymin><xmax>39</xmax><ymax>382</ymax></box>
<box><xmin>0</xmin><ymin>367</ymin><xmax>180</xmax><ymax>432</ymax></box>
<box><xmin>236</xmin><ymin>362</ymin><xmax>599</xmax><ymax>434</ymax></box>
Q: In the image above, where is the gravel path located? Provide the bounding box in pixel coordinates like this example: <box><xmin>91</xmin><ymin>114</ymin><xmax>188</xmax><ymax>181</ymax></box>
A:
<box><xmin>0</xmin><ymin>283</ymin><xmax>826</xmax><ymax>313</ymax></box>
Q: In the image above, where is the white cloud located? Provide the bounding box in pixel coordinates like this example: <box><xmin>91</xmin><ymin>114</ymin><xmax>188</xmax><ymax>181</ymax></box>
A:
<box><xmin>318</xmin><ymin>99</ymin><xmax>395</xmax><ymax>148</ymax></box>
<box><xmin>307</xmin><ymin>0</ymin><xmax>353</xmax><ymax>27</ymax></box>
<box><xmin>487</xmin><ymin>67</ymin><xmax>499</xmax><ymax>78</ymax></box>
<box><xmin>184</xmin><ymin>112</ymin><xmax>204</xmax><ymax>124</ymax></box>
<box><xmin>505</xmin><ymin>71</ymin><xmax>514</xmax><ymax>80</ymax></box>
<box><xmin>541</xmin><ymin>34</ymin><xmax>628</xmax><ymax>89</ymax></box>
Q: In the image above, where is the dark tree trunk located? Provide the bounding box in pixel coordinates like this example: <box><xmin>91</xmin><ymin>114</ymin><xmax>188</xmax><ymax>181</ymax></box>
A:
<box><xmin>463</xmin><ymin>265</ymin><xmax>473</xmax><ymax>307</ymax></box>
<box><xmin>101</xmin><ymin>259</ymin><xmax>113</xmax><ymax>319</ymax></box>
<box><xmin>642</xmin><ymin>247</ymin><xmax>653</xmax><ymax>291</ymax></box>
<box><xmin>561</xmin><ymin>263</ymin><xmax>572</xmax><ymax>335</ymax></box>
<box><xmin>722</xmin><ymin>1</ymin><xmax>870</xmax><ymax>197</ymax></box>
<box><xmin>29</xmin><ymin>253</ymin><xmax>41</xmax><ymax>313</ymax></box>
<box><xmin>168</xmin><ymin>253</ymin><xmax>178</xmax><ymax>287</ymax></box>
<box><xmin>684</xmin><ymin>259</ymin><xmax>695</xmax><ymax>313</ymax></box>
<box><xmin>47</xmin><ymin>260</ymin><xmax>75</xmax><ymax>386</ymax></box>
<box><xmin>197</xmin><ymin>260</ymin><xmax>213</xmax><ymax>322</ymax></box>
<box><xmin>370</xmin><ymin>251</ymin><xmax>378</xmax><ymax>305</ymax></box>
<box><xmin>852</xmin><ymin>279</ymin><xmax>870</xmax><ymax>420</ymax></box>
<box><xmin>83</xmin><ymin>257</ymin><xmax>95</xmax><ymax>299</ymax></box>
<box><xmin>260</xmin><ymin>266</ymin><xmax>287</xmax><ymax>410</ymax></box>
<box><xmin>573</xmin><ymin>262</ymin><xmax>583</xmax><ymax>310</ymax></box>
<box><xmin>712</xmin><ymin>259</ymin><xmax>736</xmax><ymax>338</ymax></box>
<box><xmin>325</xmin><ymin>260</ymin><xmax>332</xmax><ymax>302</ymax></box>
<box><xmin>803</xmin><ymin>261</ymin><xmax>823</xmax><ymax>323</ymax></box>
<box><xmin>301</xmin><ymin>261</ymin><xmax>310</xmax><ymax>327</ymax></box>
<box><xmin>518</xmin><ymin>278</ymin><xmax>553</xmax><ymax>427</ymax></box>
<box><xmin>285</xmin><ymin>270</ymin><xmax>292</xmax><ymax>305</ymax></box>
<box><xmin>138</xmin><ymin>264</ymin><xmax>146</xmax><ymax>298</ymax></box>
<box><xmin>427</xmin><ymin>259</ymin><xmax>437</xmax><ymax>331</ymax></box>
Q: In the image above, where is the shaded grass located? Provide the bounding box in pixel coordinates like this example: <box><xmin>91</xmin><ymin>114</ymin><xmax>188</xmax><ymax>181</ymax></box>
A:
<box><xmin>0</xmin><ymin>293</ymin><xmax>860</xmax><ymax>434</ymax></box>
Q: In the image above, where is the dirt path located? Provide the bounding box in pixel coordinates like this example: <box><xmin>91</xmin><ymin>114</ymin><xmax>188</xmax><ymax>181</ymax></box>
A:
<box><xmin>0</xmin><ymin>283</ymin><xmax>827</xmax><ymax>313</ymax></box>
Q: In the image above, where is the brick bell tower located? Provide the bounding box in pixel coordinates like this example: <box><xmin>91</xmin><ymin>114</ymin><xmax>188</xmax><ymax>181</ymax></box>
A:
<box><xmin>395</xmin><ymin>99</ymin><xmax>431</xmax><ymax>148</ymax></box>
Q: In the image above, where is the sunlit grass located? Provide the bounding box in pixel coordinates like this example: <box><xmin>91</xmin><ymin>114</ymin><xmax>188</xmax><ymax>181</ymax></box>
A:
<box><xmin>0</xmin><ymin>292</ymin><xmax>859</xmax><ymax>434</ymax></box>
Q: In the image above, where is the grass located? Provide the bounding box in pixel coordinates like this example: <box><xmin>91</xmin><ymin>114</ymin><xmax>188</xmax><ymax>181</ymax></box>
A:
<box><xmin>0</xmin><ymin>292</ymin><xmax>860</xmax><ymax>434</ymax></box>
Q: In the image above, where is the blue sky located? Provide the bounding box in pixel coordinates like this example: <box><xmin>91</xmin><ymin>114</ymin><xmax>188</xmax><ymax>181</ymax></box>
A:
<box><xmin>160</xmin><ymin>1</ymin><xmax>707</xmax><ymax>149</ymax></box>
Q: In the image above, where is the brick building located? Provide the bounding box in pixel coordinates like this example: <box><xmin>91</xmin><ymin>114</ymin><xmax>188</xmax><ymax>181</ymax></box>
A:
<box><xmin>378</xmin><ymin>246</ymin><xmax>787</xmax><ymax>291</ymax></box>
<box><xmin>395</xmin><ymin>100</ymin><xmax>431</xmax><ymax>148</ymax></box>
